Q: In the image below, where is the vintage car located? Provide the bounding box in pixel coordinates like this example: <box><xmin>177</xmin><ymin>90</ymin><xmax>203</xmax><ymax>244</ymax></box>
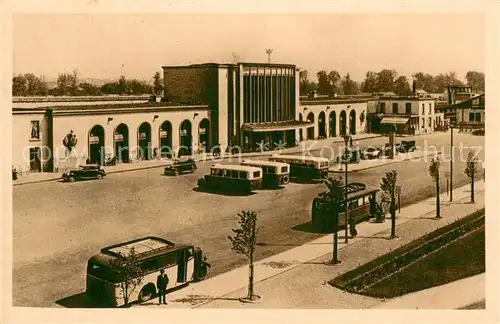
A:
<box><xmin>336</xmin><ymin>147</ymin><xmax>362</xmax><ymax>164</ymax></box>
<box><xmin>472</xmin><ymin>129</ymin><xmax>485</xmax><ymax>136</ymax></box>
<box><xmin>63</xmin><ymin>165</ymin><xmax>106</xmax><ymax>182</ymax></box>
<box><xmin>164</xmin><ymin>158</ymin><xmax>197</xmax><ymax>176</ymax></box>
<box><xmin>399</xmin><ymin>140</ymin><xmax>417</xmax><ymax>153</ymax></box>
<box><xmin>361</xmin><ymin>146</ymin><xmax>382</xmax><ymax>159</ymax></box>
<box><xmin>382</xmin><ymin>143</ymin><xmax>401</xmax><ymax>156</ymax></box>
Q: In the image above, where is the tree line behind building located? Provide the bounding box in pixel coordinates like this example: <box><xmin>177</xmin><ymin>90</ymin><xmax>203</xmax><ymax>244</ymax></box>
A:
<box><xmin>12</xmin><ymin>68</ymin><xmax>484</xmax><ymax>97</ymax></box>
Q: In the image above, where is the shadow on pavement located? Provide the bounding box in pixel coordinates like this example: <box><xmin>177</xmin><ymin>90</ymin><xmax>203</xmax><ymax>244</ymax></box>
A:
<box><xmin>56</xmin><ymin>292</ymin><xmax>110</xmax><ymax>308</ymax></box>
<box><xmin>168</xmin><ymin>294</ymin><xmax>242</xmax><ymax>307</ymax></box>
<box><xmin>291</xmin><ymin>221</ymin><xmax>329</xmax><ymax>234</ymax></box>
<box><xmin>191</xmin><ymin>187</ymin><xmax>257</xmax><ymax>197</ymax></box>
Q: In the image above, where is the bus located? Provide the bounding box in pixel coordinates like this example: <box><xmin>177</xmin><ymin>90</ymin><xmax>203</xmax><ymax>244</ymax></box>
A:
<box><xmin>86</xmin><ymin>236</ymin><xmax>210</xmax><ymax>307</ymax></box>
<box><xmin>197</xmin><ymin>164</ymin><xmax>263</xmax><ymax>193</ymax></box>
<box><xmin>311</xmin><ymin>182</ymin><xmax>379</xmax><ymax>232</ymax></box>
<box><xmin>240</xmin><ymin>159</ymin><xmax>290</xmax><ymax>188</ymax></box>
<box><xmin>269</xmin><ymin>154</ymin><xmax>329</xmax><ymax>181</ymax></box>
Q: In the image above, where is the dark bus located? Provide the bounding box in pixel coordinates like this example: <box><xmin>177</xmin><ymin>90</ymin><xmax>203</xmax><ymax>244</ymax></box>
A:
<box><xmin>197</xmin><ymin>164</ymin><xmax>263</xmax><ymax>193</ymax></box>
<box><xmin>240</xmin><ymin>159</ymin><xmax>290</xmax><ymax>188</ymax></box>
<box><xmin>86</xmin><ymin>236</ymin><xmax>210</xmax><ymax>307</ymax></box>
<box><xmin>269</xmin><ymin>154</ymin><xmax>329</xmax><ymax>181</ymax></box>
<box><xmin>311</xmin><ymin>182</ymin><xmax>379</xmax><ymax>232</ymax></box>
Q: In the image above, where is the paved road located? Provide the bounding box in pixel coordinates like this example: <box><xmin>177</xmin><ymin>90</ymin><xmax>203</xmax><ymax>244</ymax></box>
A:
<box><xmin>12</xmin><ymin>132</ymin><xmax>484</xmax><ymax>307</ymax></box>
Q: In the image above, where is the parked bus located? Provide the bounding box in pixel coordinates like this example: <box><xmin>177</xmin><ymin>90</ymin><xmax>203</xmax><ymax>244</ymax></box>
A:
<box><xmin>269</xmin><ymin>154</ymin><xmax>329</xmax><ymax>181</ymax></box>
<box><xmin>311</xmin><ymin>182</ymin><xmax>379</xmax><ymax>232</ymax></box>
<box><xmin>86</xmin><ymin>236</ymin><xmax>210</xmax><ymax>307</ymax></box>
<box><xmin>197</xmin><ymin>164</ymin><xmax>263</xmax><ymax>193</ymax></box>
<box><xmin>240</xmin><ymin>159</ymin><xmax>290</xmax><ymax>188</ymax></box>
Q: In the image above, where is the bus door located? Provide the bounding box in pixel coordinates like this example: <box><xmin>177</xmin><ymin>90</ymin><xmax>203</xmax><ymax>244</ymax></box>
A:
<box><xmin>186</xmin><ymin>247</ymin><xmax>195</xmax><ymax>281</ymax></box>
<box><xmin>177</xmin><ymin>250</ymin><xmax>187</xmax><ymax>283</ymax></box>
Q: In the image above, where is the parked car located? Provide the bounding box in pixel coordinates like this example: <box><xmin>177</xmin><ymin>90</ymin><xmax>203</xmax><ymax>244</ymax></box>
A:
<box><xmin>382</xmin><ymin>143</ymin><xmax>401</xmax><ymax>157</ymax></box>
<box><xmin>12</xmin><ymin>166</ymin><xmax>18</xmax><ymax>180</ymax></box>
<box><xmin>164</xmin><ymin>157</ymin><xmax>197</xmax><ymax>176</ymax></box>
<box><xmin>472</xmin><ymin>129</ymin><xmax>485</xmax><ymax>136</ymax></box>
<box><xmin>336</xmin><ymin>147</ymin><xmax>362</xmax><ymax>164</ymax></box>
<box><xmin>399</xmin><ymin>140</ymin><xmax>417</xmax><ymax>153</ymax></box>
<box><xmin>361</xmin><ymin>146</ymin><xmax>382</xmax><ymax>159</ymax></box>
<box><xmin>63</xmin><ymin>164</ymin><xmax>106</xmax><ymax>182</ymax></box>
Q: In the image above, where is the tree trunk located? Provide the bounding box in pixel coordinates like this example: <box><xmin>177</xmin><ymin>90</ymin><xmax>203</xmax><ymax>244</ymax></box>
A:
<box><xmin>390</xmin><ymin>202</ymin><xmax>396</xmax><ymax>239</ymax></box>
<box><xmin>471</xmin><ymin>173</ymin><xmax>475</xmax><ymax>203</ymax></box>
<box><xmin>436</xmin><ymin>181</ymin><xmax>441</xmax><ymax>218</ymax></box>
<box><xmin>248</xmin><ymin>255</ymin><xmax>254</xmax><ymax>299</ymax></box>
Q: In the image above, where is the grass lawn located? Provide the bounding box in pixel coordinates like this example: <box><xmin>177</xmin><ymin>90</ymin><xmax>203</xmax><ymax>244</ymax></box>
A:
<box><xmin>329</xmin><ymin>209</ymin><xmax>485</xmax><ymax>298</ymax></box>
<box><xmin>362</xmin><ymin>225</ymin><xmax>485</xmax><ymax>298</ymax></box>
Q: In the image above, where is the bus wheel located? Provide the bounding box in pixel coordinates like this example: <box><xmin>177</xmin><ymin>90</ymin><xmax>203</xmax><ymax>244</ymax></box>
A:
<box><xmin>138</xmin><ymin>284</ymin><xmax>156</xmax><ymax>302</ymax></box>
<box><xmin>321</xmin><ymin>170</ymin><xmax>329</xmax><ymax>179</ymax></box>
<box><xmin>282</xmin><ymin>175</ymin><xmax>290</xmax><ymax>185</ymax></box>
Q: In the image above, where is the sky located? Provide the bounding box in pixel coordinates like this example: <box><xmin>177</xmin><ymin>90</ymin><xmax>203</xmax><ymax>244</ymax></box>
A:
<box><xmin>13</xmin><ymin>13</ymin><xmax>484</xmax><ymax>83</ymax></box>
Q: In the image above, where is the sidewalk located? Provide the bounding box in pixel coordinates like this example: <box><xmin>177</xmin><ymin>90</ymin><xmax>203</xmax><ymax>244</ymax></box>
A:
<box><xmin>328</xmin><ymin>149</ymin><xmax>441</xmax><ymax>173</ymax></box>
<box><xmin>12</xmin><ymin>133</ymin><xmax>382</xmax><ymax>186</ymax></box>
<box><xmin>374</xmin><ymin>273</ymin><xmax>485</xmax><ymax>309</ymax></box>
<box><xmin>135</xmin><ymin>180</ymin><xmax>484</xmax><ymax>309</ymax></box>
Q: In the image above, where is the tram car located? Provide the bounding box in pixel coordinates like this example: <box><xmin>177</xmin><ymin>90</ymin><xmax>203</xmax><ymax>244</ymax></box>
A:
<box><xmin>311</xmin><ymin>182</ymin><xmax>379</xmax><ymax>233</ymax></box>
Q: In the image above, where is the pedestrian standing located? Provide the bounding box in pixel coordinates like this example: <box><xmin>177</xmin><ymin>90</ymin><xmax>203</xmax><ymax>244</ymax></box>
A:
<box><xmin>157</xmin><ymin>269</ymin><xmax>169</xmax><ymax>305</ymax></box>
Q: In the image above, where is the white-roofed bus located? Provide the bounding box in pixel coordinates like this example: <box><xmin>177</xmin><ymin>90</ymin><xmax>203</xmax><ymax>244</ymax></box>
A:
<box><xmin>85</xmin><ymin>236</ymin><xmax>210</xmax><ymax>307</ymax></box>
<box><xmin>269</xmin><ymin>154</ymin><xmax>329</xmax><ymax>182</ymax></box>
<box><xmin>240</xmin><ymin>159</ymin><xmax>290</xmax><ymax>188</ymax></box>
<box><xmin>197</xmin><ymin>164</ymin><xmax>263</xmax><ymax>193</ymax></box>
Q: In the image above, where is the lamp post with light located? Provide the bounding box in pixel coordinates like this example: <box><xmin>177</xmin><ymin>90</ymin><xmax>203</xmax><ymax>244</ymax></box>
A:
<box><xmin>342</xmin><ymin>134</ymin><xmax>351</xmax><ymax>243</ymax></box>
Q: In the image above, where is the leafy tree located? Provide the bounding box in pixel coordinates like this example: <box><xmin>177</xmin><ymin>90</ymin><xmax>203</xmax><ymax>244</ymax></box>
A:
<box><xmin>327</xmin><ymin>70</ymin><xmax>341</xmax><ymax>94</ymax></box>
<box><xmin>153</xmin><ymin>71</ymin><xmax>163</xmax><ymax>95</ymax></box>
<box><xmin>299</xmin><ymin>70</ymin><xmax>309</xmax><ymax>95</ymax></box>
<box><xmin>341</xmin><ymin>73</ymin><xmax>359</xmax><ymax>95</ymax></box>
<box><xmin>376</xmin><ymin>69</ymin><xmax>398</xmax><ymax>92</ymax></box>
<box><xmin>12</xmin><ymin>74</ymin><xmax>27</xmax><ymax>96</ymax></box>
<box><xmin>465</xmin><ymin>71</ymin><xmax>485</xmax><ymax>92</ymax></box>
<box><xmin>78</xmin><ymin>82</ymin><xmax>100</xmax><ymax>96</ymax></box>
<box><xmin>465</xmin><ymin>150</ymin><xmax>479</xmax><ymax>203</ymax></box>
<box><xmin>394</xmin><ymin>75</ymin><xmax>412</xmax><ymax>96</ymax></box>
<box><xmin>428</xmin><ymin>155</ymin><xmax>441</xmax><ymax>218</ymax></box>
<box><xmin>413</xmin><ymin>72</ymin><xmax>435</xmax><ymax>93</ymax></box>
<box><xmin>228</xmin><ymin>210</ymin><xmax>260</xmax><ymax>302</ymax></box>
<box><xmin>361</xmin><ymin>71</ymin><xmax>378</xmax><ymax>93</ymax></box>
<box><xmin>434</xmin><ymin>72</ymin><xmax>464</xmax><ymax>93</ymax></box>
<box><xmin>56</xmin><ymin>71</ymin><xmax>78</xmax><ymax>96</ymax></box>
<box><xmin>316</xmin><ymin>70</ymin><xmax>331</xmax><ymax>95</ymax></box>
<box><xmin>380</xmin><ymin>170</ymin><xmax>398</xmax><ymax>239</ymax></box>
<box><xmin>21</xmin><ymin>73</ymin><xmax>49</xmax><ymax>96</ymax></box>
<box><xmin>108</xmin><ymin>247</ymin><xmax>146</xmax><ymax>307</ymax></box>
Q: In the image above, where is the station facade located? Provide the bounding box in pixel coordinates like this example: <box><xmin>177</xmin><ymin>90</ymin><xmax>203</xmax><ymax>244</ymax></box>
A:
<box><xmin>12</xmin><ymin>62</ymin><xmax>375</xmax><ymax>174</ymax></box>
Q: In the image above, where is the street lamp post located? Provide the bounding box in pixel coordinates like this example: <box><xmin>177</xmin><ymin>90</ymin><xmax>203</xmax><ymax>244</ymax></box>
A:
<box><xmin>343</xmin><ymin>135</ymin><xmax>351</xmax><ymax>243</ymax></box>
<box><xmin>450</xmin><ymin>126</ymin><xmax>454</xmax><ymax>202</ymax></box>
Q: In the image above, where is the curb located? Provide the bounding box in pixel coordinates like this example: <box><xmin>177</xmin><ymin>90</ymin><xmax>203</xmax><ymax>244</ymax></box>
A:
<box><xmin>189</xmin><ymin>188</ymin><xmax>485</xmax><ymax>309</ymax></box>
<box><xmin>12</xmin><ymin>135</ymin><xmax>384</xmax><ymax>186</ymax></box>
<box><xmin>329</xmin><ymin>151</ymin><xmax>443</xmax><ymax>174</ymax></box>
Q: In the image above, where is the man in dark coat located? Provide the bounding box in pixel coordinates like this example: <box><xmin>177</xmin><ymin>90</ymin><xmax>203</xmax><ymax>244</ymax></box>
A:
<box><xmin>157</xmin><ymin>269</ymin><xmax>169</xmax><ymax>305</ymax></box>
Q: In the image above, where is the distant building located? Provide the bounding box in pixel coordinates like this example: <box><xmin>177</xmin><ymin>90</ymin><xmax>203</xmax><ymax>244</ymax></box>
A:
<box><xmin>445</xmin><ymin>85</ymin><xmax>481</xmax><ymax>105</ymax></box>
<box><xmin>453</xmin><ymin>94</ymin><xmax>485</xmax><ymax>131</ymax></box>
<box><xmin>368</xmin><ymin>96</ymin><xmax>442</xmax><ymax>135</ymax></box>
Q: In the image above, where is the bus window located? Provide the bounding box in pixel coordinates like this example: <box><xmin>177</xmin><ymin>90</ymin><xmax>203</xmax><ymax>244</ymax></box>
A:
<box><xmin>358</xmin><ymin>197</ymin><xmax>364</xmax><ymax>206</ymax></box>
<box><xmin>187</xmin><ymin>247</ymin><xmax>194</xmax><ymax>258</ymax></box>
<box><xmin>229</xmin><ymin>170</ymin><xmax>238</xmax><ymax>178</ymax></box>
<box><xmin>88</xmin><ymin>263</ymin><xmax>121</xmax><ymax>283</ymax></box>
<box><xmin>141</xmin><ymin>258</ymin><xmax>159</xmax><ymax>272</ymax></box>
<box><xmin>268</xmin><ymin>167</ymin><xmax>276</xmax><ymax>174</ymax></box>
<box><xmin>281</xmin><ymin>166</ymin><xmax>288</xmax><ymax>173</ymax></box>
<box><xmin>158</xmin><ymin>253</ymin><xmax>177</xmax><ymax>269</ymax></box>
<box><xmin>239</xmin><ymin>171</ymin><xmax>248</xmax><ymax>179</ymax></box>
<box><xmin>253</xmin><ymin>171</ymin><xmax>260</xmax><ymax>178</ymax></box>
<box><xmin>348</xmin><ymin>200</ymin><xmax>359</xmax><ymax>209</ymax></box>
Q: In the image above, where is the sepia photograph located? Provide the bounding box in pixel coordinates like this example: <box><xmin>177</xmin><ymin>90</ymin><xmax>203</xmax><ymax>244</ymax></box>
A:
<box><xmin>1</xmin><ymin>1</ymin><xmax>499</xmax><ymax>323</ymax></box>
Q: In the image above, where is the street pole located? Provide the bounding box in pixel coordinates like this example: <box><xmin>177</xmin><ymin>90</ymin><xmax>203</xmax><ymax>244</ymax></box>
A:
<box><xmin>344</xmin><ymin>136</ymin><xmax>350</xmax><ymax>243</ymax></box>
<box><xmin>450</xmin><ymin>126</ymin><xmax>454</xmax><ymax>202</ymax></box>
